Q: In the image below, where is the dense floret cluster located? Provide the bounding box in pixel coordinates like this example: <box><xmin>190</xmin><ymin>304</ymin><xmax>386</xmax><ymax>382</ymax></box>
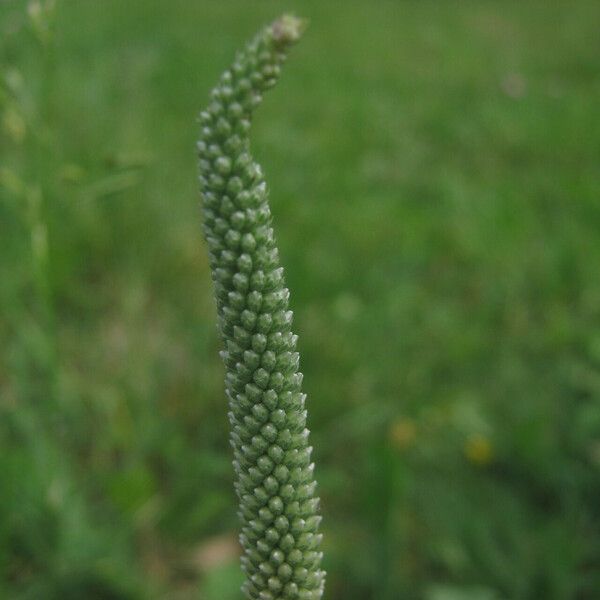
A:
<box><xmin>197</xmin><ymin>16</ymin><xmax>325</xmax><ymax>600</ymax></box>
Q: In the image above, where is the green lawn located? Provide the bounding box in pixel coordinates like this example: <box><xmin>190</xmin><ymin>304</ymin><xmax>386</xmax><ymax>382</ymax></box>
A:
<box><xmin>1</xmin><ymin>1</ymin><xmax>600</xmax><ymax>598</ymax></box>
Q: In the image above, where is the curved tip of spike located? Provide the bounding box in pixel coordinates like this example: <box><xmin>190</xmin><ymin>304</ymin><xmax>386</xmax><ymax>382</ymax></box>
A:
<box><xmin>271</xmin><ymin>14</ymin><xmax>308</xmax><ymax>45</ymax></box>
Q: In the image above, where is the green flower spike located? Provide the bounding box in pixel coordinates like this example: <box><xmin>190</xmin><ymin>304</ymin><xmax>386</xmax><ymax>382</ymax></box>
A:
<box><xmin>197</xmin><ymin>15</ymin><xmax>325</xmax><ymax>600</ymax></box>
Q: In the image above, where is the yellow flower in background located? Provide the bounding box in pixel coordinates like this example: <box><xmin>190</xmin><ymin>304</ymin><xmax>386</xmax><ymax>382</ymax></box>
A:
<box><xmin>390</xmin><ymin>417</ymin><xmax>417</xmax><ymax>450</ymax></box>
<box><xmin>464</xmin><ymin>434</ymin><xmax>493</xmax><ymax>466</ymax></box>
<box><xmin>59</xmin><ymin>163</ymin><xmax>85</xmax><ymax>183</ymax></box>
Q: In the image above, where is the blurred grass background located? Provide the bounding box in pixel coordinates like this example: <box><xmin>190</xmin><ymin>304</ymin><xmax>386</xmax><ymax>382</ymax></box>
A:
<box><xmin>1</xmin><ymin>0</ymin><xmax>600</xmax><ymax>598</ymax></box>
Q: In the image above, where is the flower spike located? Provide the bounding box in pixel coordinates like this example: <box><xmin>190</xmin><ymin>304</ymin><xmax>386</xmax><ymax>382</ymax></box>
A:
<box><xmin>197</xmin><ymin>15</ymin><xmax>325</xmax><ymax>600</ymax></box>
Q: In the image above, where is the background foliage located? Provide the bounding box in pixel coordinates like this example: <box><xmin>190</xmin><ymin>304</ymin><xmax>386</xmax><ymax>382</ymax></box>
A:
<box><xmin>1</xmin><ymin>1</ymin><xmax>599</xmax><ymax>598</ymax></box>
